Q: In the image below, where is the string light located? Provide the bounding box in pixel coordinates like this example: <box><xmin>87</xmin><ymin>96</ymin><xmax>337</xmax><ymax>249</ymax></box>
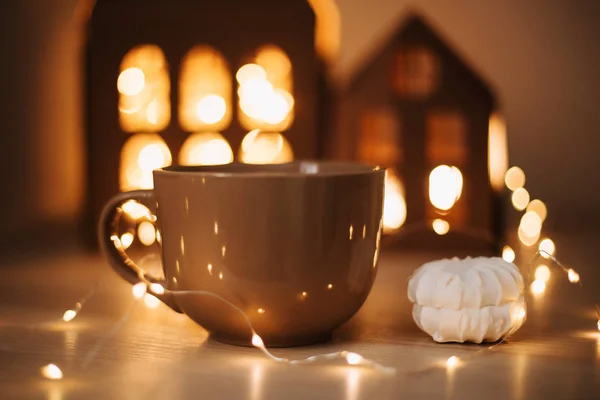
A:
<box><xmin>150</xmin><ymin>283</ymin><xmax>165</xmax><ymax>295</ymax></box>
<box><xmin>62</xmin><ymin>309</ymin><xmax>77</xmax><ymax>322</ymax></box>
<box><xmin>62</xmin><ymin>302</ymin><xmax>82</xmax><ymax>322</ymax></box>
<box><xmin>502</xmin><ymin>245</ymin><xmax>516</xmax><ymax>263</ymax></box>
<box><xmin>567</xmin><ymin>269</ymin><xmax>580</xmax><ymax>283</ymax></box>
<box><xmin>446</xmin><ymin>356</ymin><xmax>460</xmax><ymax>369</ymax></box>
<box><xmin>539</xmin><ymin>238</ymin><xmax>556</xmax><ymax>257</ymax></box>
<box><xmin>132</xmin><ymin>282</ymin><xmax>147</xmax><ymax>298</ymax></box>
<box><xmin>432</xmin><ymin>219</ymin><xmax>450</xmax><ymax>235</ymax></box>
<box><xmin>530</xmin><ymin>280</ymin><xmax>546</xmax><ymax>295</ymax></box>
<box><xmin>346</xmin><ymin>352</ymin><xmax>363</xmax><ymax>365</ymax></box>
<box><xmin>143</xmin><ymin>293</ymin><xmax>160</xmax><ymax>308</ymax></box>
<box><xmin>45</xmin><ymin>191</ymin><xmax>600</xmax><ymax>382</ymax></box>
<box><xmin>41</xmin><ymin>364</ymin><xmax>63</xmax><ymax>380</ymax></box>
<box><xmin>534</xmin><ymin>265</ymin><xmax>551</xmax><ymax>282</ymax></box>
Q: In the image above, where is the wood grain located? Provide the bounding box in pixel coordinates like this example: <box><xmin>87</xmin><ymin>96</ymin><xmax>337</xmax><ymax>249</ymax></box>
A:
<box><xmin>0</xmin><ymin>234</ymin><xmax>599</xmax><ymax>399</ymax></box>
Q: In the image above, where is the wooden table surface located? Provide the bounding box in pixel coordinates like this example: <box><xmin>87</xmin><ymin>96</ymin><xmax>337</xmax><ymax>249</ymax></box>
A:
<box><xmin>1</xmin><ymin>233</ymin><xmax>599</xmax><ymax>399</ymax></box>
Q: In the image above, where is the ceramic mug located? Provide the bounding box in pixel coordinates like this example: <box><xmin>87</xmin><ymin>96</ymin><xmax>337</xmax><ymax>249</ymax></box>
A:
<box><xmin>99</xmin><ymin>161</ymin><xmax>385</xmax><ymax>347</ymax></box>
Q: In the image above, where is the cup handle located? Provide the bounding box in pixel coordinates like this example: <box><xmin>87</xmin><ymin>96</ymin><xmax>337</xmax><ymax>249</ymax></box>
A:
<box><xmin>98</xmin><ymin>189</ymin><xmax>183</xmax><ymax>313</ymax></box>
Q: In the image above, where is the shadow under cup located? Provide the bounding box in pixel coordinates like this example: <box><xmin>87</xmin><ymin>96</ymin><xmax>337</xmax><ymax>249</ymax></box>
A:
<box><xmin>103</xmin><ymin>161</ymin><xmax>386</xmax><ymax>347</ymax></box>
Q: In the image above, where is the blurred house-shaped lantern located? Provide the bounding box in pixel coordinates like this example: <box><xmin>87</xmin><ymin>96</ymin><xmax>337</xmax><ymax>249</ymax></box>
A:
<box><xmin>86</xmin><ymin>0</ymin><xmax>338</xmax><ymax>243</ymax></box>
<box><xmin>335</xmin><ymin>15</ymin><xmax>507</xmax><ymax>249</ymax></box>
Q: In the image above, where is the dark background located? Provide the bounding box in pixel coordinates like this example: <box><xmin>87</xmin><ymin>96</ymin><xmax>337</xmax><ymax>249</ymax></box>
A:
<box><xmin>0</xmin><ymin>0</ymin><xmax>599</xmax><ymax>252</ymax></box>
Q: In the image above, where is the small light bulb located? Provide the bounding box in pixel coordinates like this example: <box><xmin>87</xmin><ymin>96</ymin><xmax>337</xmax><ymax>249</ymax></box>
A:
<box><xmin>539</xmin><ymin>238</ymin><xmax>556</xmax><ymax>258</ymax></box>
<box><xmin>567</xmin><ymin>269</ymin><xmax>580</xmax><ymax>283</ymax></box>
<box><xmin>534</xmin><ymin>265</ymin><xmax>551</xmax><ymax>282</ymax></box>
<box><xmin>346</xmin><ymin>352</ymin><xmax>363</xmax><ymax>365</ymax></box>
<box><xmin>446</xmin><ymin>356</ymin><xmax>460</xmax><ymax>368</ymax></box>
<box><xmin>530</xmin><ymin>280</ymin><xmax>546</xmax><ymax>295</ymax></box>
<box><xmin>62</xmin><ymin>309</ymin><xmax>77</xmax><ymax>322</ymax></box>
<box><xmin>251</xmin><ymin>333</ymin><xmax>264</xmax><ymax>348</ymax></box>
<box><xmin>301</xmin><ymin>291</ymin><xmax>307</xmax><ymax>298</ymax></box>
<box><xmin>327</xmin><ymin>284</ymin><xmax>333</xmax><ymax>290</ymax></box>
<box><xmin>257</xmin><ymin>308</ymin><xmax>265</xmax><ymax>314</ymax></box>
<box><xmin>132</xmin><ymin>282</ymin><xmax>147</xmax><ymax>299</ymax></box>
<box><xmin>144</xmin><ymin>294</ymin><xmax>160</xmax><ymax>309</ymax></box>
<box><xmin>502</xmin><ymin>245</ymin><xmax>516</xmax><ymax>263</ymax></box>
<box><xmin>150</xmin><ymin>283</ymin><xmax>165</xmax><ymax>295</ymax></box>
<box><xmin>41</xmin><ymin>363</ymin><xmax>63</xmax><ymax>380</ymax></box>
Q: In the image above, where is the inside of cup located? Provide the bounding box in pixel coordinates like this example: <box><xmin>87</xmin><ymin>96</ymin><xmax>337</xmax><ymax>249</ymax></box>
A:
<box><xmin>158</xmin><ymin>161</ymin><xmax>381</xmax><ymax>176</ymax></box>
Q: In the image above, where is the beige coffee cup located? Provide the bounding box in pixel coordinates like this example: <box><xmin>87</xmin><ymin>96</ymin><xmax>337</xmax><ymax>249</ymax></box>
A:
<box><xmin>99</xmin><ymin>161</ymin><xmax>385</xmax><ymax>347</ymax></box>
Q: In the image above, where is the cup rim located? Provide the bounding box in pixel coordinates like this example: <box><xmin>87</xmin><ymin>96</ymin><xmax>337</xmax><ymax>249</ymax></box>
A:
<box><xmin>154</xmin><ymin>161</ymin><xmax>384</xmax><ymax>178</ymax></box>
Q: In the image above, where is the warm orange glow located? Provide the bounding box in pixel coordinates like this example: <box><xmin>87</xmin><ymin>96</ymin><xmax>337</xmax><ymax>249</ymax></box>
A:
<box><xmin>530</xmin><ymin>280</ymin><xmax>546</xmax><ymax>295</ymax></box>
<box><xmin>535</xmin><ymin>265</ymin><xmax>551</xmax><ymax>282</ymax></box>
<box><xmin>502</xmin><ymin>245</ymin><xmax>516</xmax><ymax>262</ymax></box>
<box><xmin>179</xmin><ymin>47</ymin><xmax>232</xmax><ymax>132</ymax></box>
<box><xmin>120</xmin><ymin>232</ymin><xmax>134</xmax><ymax>249</ymax></box>
<box><xmin>239</xmin><ymin>130</ymin><xmax>293</xmax><ymax>164</ymax></box>
<box><xmin>505</xmin><ymin>166</ymin><xmax>526</xmax><ymax>191</ymax></box>
<box><xmin>432</xmin><ymin>219</ymin><xmax>450</xmax><ymax>235</ymax></box>
<box><xmin>144</xmin><ymin>294</ymin><xmax>160</xmax><ymax>308</ymax></box>
<box><xmin>526</xmin><ymin>199</ymin><xmax>547</xmax><ymax>222</ymax></box>
<box><xmin>383</xmin><ymin>169</ymin><xmax>407</xmax><ymax>233</ymax></box>
<box><xmin>138</xmin><ymin>221</ymin><xmax>156</xmax><ymax>246</ymax></box>
<box><xmin>120</xmin><ymin>133</ymin><xmax>172</xmax><ymax>190</ymax></box>
<box><xmin>179</xmin><ymin>132</ymin><xmax>233</xmax><ymax>166</ymax></box>
<box><xmin>196</xmin><ymin>95</ymin><xmax>227</xmax><ymax>124</ymax></box>
<box><xmin>117</xmin><ymin>67</ymin><xmax>145</xmax><ymax>96</ymax></box>
<box><xmin>118</xmin><ymin>45</ymin><xmax>170</xmax><ymax>132</ymax></box>
<box><xmin>121</xmin><ymin>200</ymin><xmax>151</xmax><ymax>219</ymax></box>
<box><xmin>132</xmin><ymin>282</ymin><xmax>147</xmax><ymax>299</ymax></box>
<box><xmin>307</xmin><ymin>0</ymin><xmax>341</xmax><ymax>64</ymax></box>
<box><xmin>539</xmin><ymin>238</ymin><xmax>556</xmax><ymax>257</ymax></box>
<box><xmin>41</xmin><ymin>364</ymin><xmax>63</xmax><ymax>380</ymax></box>
<box><xmin>236</xmin><ymin>63</ymin><xmax>267</xmax><ymax>84</ymax></box>
<box><xmin>429</xmin><ymin>165</ymin><xmax>463</xmax><ymax>211</ymax></box>
<box><xmin>237</xmin><ymin>46</ymin><xmax>294</xmax><ymax>132</ymax></box>
<box><xmin>518</xmin><ymin>225</ymin><xmax>539</xmax><ymax>247</ymax></box>
<box><xmin>519</xmin><ymin>211</ymin><xmax>542</xmax><ymax>238</ymax></box>
<box><xmin>567</xmin><ymin>269</ymin><xmax>580</xmax><ymax>283</ymax></box>
<box><xmin>488</xmin><ymin>113</ymin><xmax>508</xmax><ymax>191</ymax></box>
<box><xmin>511</xmin><ymin>187</ymin><xmax>530</xmax><ymax>211</ymax></box>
